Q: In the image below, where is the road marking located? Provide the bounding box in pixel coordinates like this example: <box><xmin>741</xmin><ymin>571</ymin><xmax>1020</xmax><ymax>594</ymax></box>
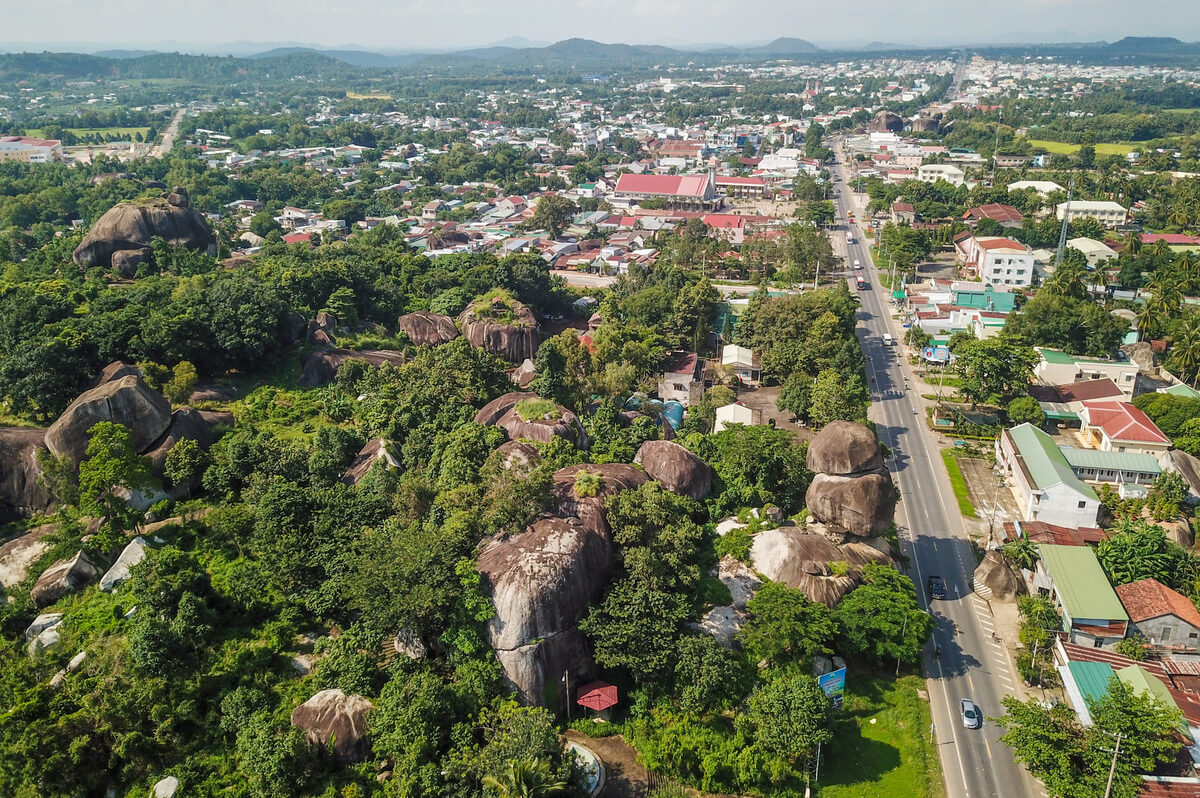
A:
<box><xmin>985</xmin><ymin>736</ymin><xmax>993</xmax><ymax>759</ymax></box>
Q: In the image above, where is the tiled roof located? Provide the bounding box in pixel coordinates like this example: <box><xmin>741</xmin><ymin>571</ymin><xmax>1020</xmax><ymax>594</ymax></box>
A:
<box><xmin>1081</xmin><ymin>400</ymin><xmax>1171</xmax><ymax>445</ymax></box>
<box><xmin>964</xmin><ymin>203</ymin><xmax>1023</xmax><ymax>223</ymax></box>
<box><xmin>614</xmin><ymin>173</ymin><xmax>711</xmax><ymax>198</ymax></box>
<box><xmin>1058</xmin><ymin>379</ymin><xmax>1124</xmax><ymax>402</ymax></box>
<box><xmin>976</xmin><ymin>237</ymin><xmax>1028</xmax><ymax>251</ymax></box>
<box><xmin>1003</xmin><ymin>519</ymin><xmax>1106</xmax><ymax>546</ymax></box>
<box><xmin>1116</xmin><ymin>579</ymin><xmax>1200</xmax><ymax>628</ymax></box>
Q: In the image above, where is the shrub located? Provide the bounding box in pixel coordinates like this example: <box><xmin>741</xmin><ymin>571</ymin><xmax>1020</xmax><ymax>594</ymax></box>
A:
<box><xmin>1115</xmin><ymin>635</ymin><xmax>1148</xmax><ymax>661</ymax></box>
<box><xmin>574</xmin><ymin>469</ymin><xmax>602</xmax><ymax>498</ymax></box>
<box><xmin>715</xmin><ymin>526</ymin><xmax>753</xmax><ymax>563</ymax></box>
<box><xmin>514</xmin><ymin>398</ymin><xmax>561</xmax><ymax>421</ymax></box>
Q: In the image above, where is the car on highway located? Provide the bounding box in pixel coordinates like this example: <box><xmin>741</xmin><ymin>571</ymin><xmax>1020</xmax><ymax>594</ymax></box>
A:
<box><xmin>927</xmin><ymin>575</ymin><xmax>946</xmax><ymax>599</ymax></box>
<box><xmin>853</xmin><ymin>259</ymin><xmax>861</xmax><ymax>270</ymax></box>
<box><xmin>961</xmin><ymin>699</ymin><xmax>982</xmax><ymax>729</ymax></box>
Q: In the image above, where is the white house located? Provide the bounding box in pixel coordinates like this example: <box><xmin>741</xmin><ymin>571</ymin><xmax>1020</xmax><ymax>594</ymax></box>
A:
<box><xmin>917</xmin><ymin>163</ymin><xmax>966</xmax><ymax>187</ymax></box>
<box><xmin>1034</xmin><ymin>349</ymin><xmax>1140</xmax><ymax>396</ymax></box>
<box><xmin>1008</xmin><ymin>180</ymin><xmax>1064</xmax><ymax>198</ymax></box>
<box><xmin>714</xmin><ymin>402</ymin><xmax>762</xmax><ymax>433</ymax></box>
<box><xmin>996</xmin><ymin>423</ymin><xmax>1101</xmax><ymax>528</ymax></box>
<box><xmin>1057</xmin><ymin>200</ymin><xmax>1128</xmax><ymax>229</ymax></box>
<box><xmin>1067</xmin><ymin>237</ymin><xmax>1118</xmax><ymax>268</ymax></box>
<box><xmin>721</xmin><ymin>344</ymin><xmax>761</xmax><ymax>385</ymax></box>
<box><xmin>957</xmin><ymin>236</ymin><xmax>1035</xmax><ymax>288</ymax></box>
<box><xmin>1078</xmin><ymin>400</ymin><xmax>1172</xmax><ymax>456</ymax></box>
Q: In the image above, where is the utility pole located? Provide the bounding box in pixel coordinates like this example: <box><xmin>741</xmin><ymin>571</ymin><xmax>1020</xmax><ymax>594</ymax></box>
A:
<box><xmin>896</xmin><ymin>613</ymin><xmax>910</xmax><ymax>676</ymax></box>
<box><xmin>1103</xmin><ymin>732</ymin><xmax>1123</xmax><ymax>798</ymax></box>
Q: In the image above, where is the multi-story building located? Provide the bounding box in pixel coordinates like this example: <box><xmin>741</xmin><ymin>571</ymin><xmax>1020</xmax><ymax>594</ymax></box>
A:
<box><xmin>956</xmin><ymin>235</ymin><xmax>1035</xmax><ymax>288</ymax></box>
<box><xmin>1056</xmin><ymin>200</ymin><xmax>1128</xmax><ymax>229</ymax></box>
<box><xmin>917</xmin><ymin>163</ymin><xmax>966</xmax><ymax>186</ymax></box>
<box><xmin>0</xmin><ymin>136</ymin><xmax>63</xmax><ymax>163</ymax></box>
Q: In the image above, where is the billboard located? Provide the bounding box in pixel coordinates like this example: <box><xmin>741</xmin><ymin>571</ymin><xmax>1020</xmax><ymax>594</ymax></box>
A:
<box><xmin>818</xmin><ymin>667</ymin><xmax>847</xmax><ymax>708</ymax></box>
<box><xmin>922</xmin><ymin>346</ymin><xmax>950</xmax><ymax>363</ymax></box>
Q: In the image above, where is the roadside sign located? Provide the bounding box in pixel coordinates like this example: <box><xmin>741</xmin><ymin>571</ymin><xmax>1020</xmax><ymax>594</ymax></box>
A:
<box><xmin>818</xmin><ymin>667</ymin><xmax>847</xmax><ymax>708</ymax></box>
<box><xmin>922</xmin><ymin>346</ymin><xmax>950</xmax><ymax>363</ymax></box>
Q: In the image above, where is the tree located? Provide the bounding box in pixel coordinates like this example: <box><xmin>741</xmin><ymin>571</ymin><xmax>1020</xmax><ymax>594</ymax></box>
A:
<box><xmin>776</xmin><ymin>372</ymin><xmax>813</xmax><ymax>421</ymax></box>
<box><xmin>248</xmin><ymin>211</ymin><xmax>281</xmax><ymax>238</ymax></box>
<box><xmin>528</xmin><ymin>194</ymin><xmax>578</xmax><ymax>238</ymax></box>
<box><xmin>1006</xmin><ymin>395</ymin><xmax>1045</xmax><ymax>426</ymax></box>
<box><xmin>808</xmin><ymin>368</ymin><xmax>868</xmax><ymax>427</ymax></box>
<box><xmin>78</xmin><ymin>421</ymin><xmax>153</xmax><ymax>548</ymax></box>
<box><xmin>162</xmin><ymin>360</ymin><xmax>197</xmax><ymax>404</ymax></box>
<box><xmin>739</xmin><ymin>582</ymin><xmax>837</xmax><ymax>671</ymax></box>
<box><xmin>738</xmin><ymin>674</ymin><xmax>833</xmax><ymax>773</ymax></box>
<box><xmin>1006</xmin><ymin>293</ymin><xmax>1127</xmax><ymax>357</ymax></box>
<box><xmin>835</xmin><ymin>563</ymin><xmax>934</xmax><ymax>665</ymax></box>
<box><xmin>579</xmin><ymin>579</ymin><xmax>691</xmax><ymax>686</ymax></box>
<box><xmin>164</xmin><ymin>437</ymin><xmax>209</xmax><ymax>491</ymax></box>
<box><xmin>952</xmin><ymin>335</ymin><xmax>1039</xmax><ymax>406</ymax></box>
<box><xmin>481</xmin><ymin>758</ymin><xmax>567</xmax><ymax>798</ymax></box>
<box><xmin>673</xmin><ymin>635</ymin><xmax>751</xmax><ymax>715</ymax></box>
<box><xmin>1095</xmin><ymin>518</ymin><xmax>1197</xmax><ymax>591</ymax></box>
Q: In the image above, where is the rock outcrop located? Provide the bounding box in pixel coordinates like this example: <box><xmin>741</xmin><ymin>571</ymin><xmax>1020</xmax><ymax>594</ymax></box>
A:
<box><xmin>90</xmin><ymin>361</ymin><xmax>141</xmax><ymax>389</ymax></box>
<box><xmin>457</xmin><ymin>297</ymin><xmax>539</xmax><ymax>362</ymax></box>
<box><xmin>298</xmin><ymin>349</ymin><xmax>405</xmax><ymax>388</ymax></box>
<box><xmin>973</xmin><ymin>550</ymin><xmax>1024</xmax><ymax>600</ymax></box>
<box><xmin>290</xmin><ymin>689</ymin><xmax>374</xmax><ymax>764</ymax></box>
<box><xmin>45</xmin><ymin>375</ymin><xmax>172</xmax><ymax>463</ymax></box>
<box><xmin>72</xmin><ymin>188</ymin><xmax>217</xmax><ymax>275</ymax></box>
<box><xmin>475</xmin><ymin>392</ymin><xmax>587</xmax><ymax>448</ymax></box>
<box><xmin>151</xmin><ymin>776</ymin><xmax>180</xmax><ymax>798</ymax></box>
<box><xmin>397</xmin><ymin>310</ymin><xmax>460</xmax><ymax>346</ymax></box>
<box><xmin>750</xmin><ymin>525</ymin><xmax>892</xmax><ymax>606</ymax></box>
<box><xmin>496</xmin><ymin>440</ymin><xmax>541</xmax><ymax>471</ymax></box>
<box><xmin>634</xmin><ymin>440</ymin><xmax>711</xmax><ymax>500</ymax></box>
<box><xmin>804</xmin><ymin>421</ymin><xmax>896</xmax><ymax>537</ymax></box>
<box><xmin>144</xmin><ymin>408</ymin><xmax>217</xmax><ymax>495</ymax></box>
<box><xmin>868</xmin><ymin>110</ymin><xmax>904</xmax><ymax>133</ymax></box>
<box><xmin>31</xmin><ymin>551</ymin><xmax>100</xmax><ymax>608</ymax></box>
<box><xmin>474</xmin><ymin>392</ymin><xmax>534</xmax><ymax>427</ymax></box>
<box><xmin>341</xmin><ymin>439</ymin><xmax>398</xmax><ymax>486</ymax></box>
<box><xmin>100</xmin><ymin>536</ymin><xmax>151</xmax><ymax>592</ymax></box>
<box><xmin>0</xmin><ymin>428</ymin><xmax>50</xmax><ymax>523</ymax></box>
<box><xmin>0</xmin><ymin>523</ymin><xmax>56</xmax><ymax>589</ymax></box>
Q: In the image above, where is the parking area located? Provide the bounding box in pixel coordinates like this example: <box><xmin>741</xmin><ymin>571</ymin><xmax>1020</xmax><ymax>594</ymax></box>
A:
<box><xmin>955</xmin><ymin>453</ymin><xmax>1021</xmax><ymax>535</ymax></box>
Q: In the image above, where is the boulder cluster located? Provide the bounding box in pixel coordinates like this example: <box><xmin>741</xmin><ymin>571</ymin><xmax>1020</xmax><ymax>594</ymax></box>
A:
<box><xmin>71</xmin><ymin>187</ymin><xmax>217</xmax><ymax>276</ymax></box>
<box><xmin>457</xmin><ymin>297</ymin><xmax>540</xmax><ymax>363</ymax></box>
<box><xmin>805</xmin><ymin>421</ymin><xmax>897</xmax><ymax>537</ymax></box>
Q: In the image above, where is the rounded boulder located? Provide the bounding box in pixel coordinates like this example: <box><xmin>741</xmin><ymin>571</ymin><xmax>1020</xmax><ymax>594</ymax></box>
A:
<box><xmin>45</xmin><ymin>375</ymin><xmax>172</xmax><ymax>463</ymax></box>
<box><xmin>806</xmin><ymin>420</ymin><xmax>884</xmax><ymax>476</ymax></box>
<box><xmin>634</xmin><ymin>439</ymin><xmax>712</xmax><ymax>500</ymax></box>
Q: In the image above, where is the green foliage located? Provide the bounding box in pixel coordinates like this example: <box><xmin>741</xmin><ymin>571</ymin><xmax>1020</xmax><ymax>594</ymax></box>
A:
<box><xmin>737</xmin><ymin>674</ymin><xmax>834</xmax><ymax>774</ymax></box>
<box><xmin>695</xmin><ymin>425</ymin><xmax>812</xmax><ymax>515</ymax></box>
<box><xmin>573</xmin><ymin>468</ymin><xmax>602</xmax><ymax>498</ymax></box>
<box><xmin>951</xmin><ymin>334</ymin><xmax>1039</xmax><ymax>406</ymax></box>
<box><xmin>835</xmin><ymin>563</ymin><xmax>934</xmax><ymax>666</ymax></box>
<box><xmin>78</xmin><ymin>421</ymin><xmax>153</xmax><ymax>549</ymax></box>
<box><xmin>1115</xmin><ymin>635</ymin><xmax>1149</xmax><ymax>661</ymax></box>
<box><xmin>1006</xmin><ymin>395</ymin><xmax>1046</xmax><ymax>426</ymax></box>
<box><xmin>1095</xmin><ymin>517</ymin><xmax>1199</xmax><ymax>592</ymax></box>
<box><xmin>514</xmin><ymin>397</ymin><xmax>561</xmax><ymax>421</ymax></box>
<box><xmin>808</xmin><ymin>368</ymin><xmax>868</xmax><ymax>427</ymax></box>
<box><xmin>739</xmin><ymin>581</ymin><xmax>836</xmax><ymax>672</ymax></box>
<box><xmin>714</xmin><ymin>525</ymin><xmax>753</xmax><ymax>562</ymax></box>
<box><xmin>163</xmin><ymin>437</ymin><xmax>209</xmax><ymax>490</ymax></box>
<box><xmin>1006</xmin><ymin>293</ymin><xmax>1129</xmax><ymax>357</ymax></box>
<box><xmin>940</xmin><ymin>450</ymin><xmax>978</xmax><ymax>518</ymax></box>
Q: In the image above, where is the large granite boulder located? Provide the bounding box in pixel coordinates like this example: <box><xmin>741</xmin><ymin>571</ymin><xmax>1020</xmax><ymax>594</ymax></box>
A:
<box><xmin>551</xmin><ymin>463</ymin><xmax>648</xmax><ymax>537</ymax></box>
<box><xmin>341</xmin><ymin>439</ymin><xmax>398</xmax><ymax>486</ymax></box>
<box><xmin>0</xmin><ymin>427</ymin><xmax>51</xmax><ymax>523</ymax></box>
<box><xmin>0</xmin><ymin>523</ymin><xmax>56</xmax><ymax>589</ymax></box>
<box><xmin>805</xmin><ymin>472</ymin><xmax>896</xmax><ymax>537</ymax></box>
<box><xmin>457</xmin><ymin>297</ymin><xmax>539</xmax><ymax>363</ymax></box>
<box><xmin>714</xmin><ymin>555</ymin><xmax>762</xmax><ymax>610</ymax></box>
<box><xmin>397</xmin><ymin>310</ymin><xmax>460</xmax><ymax>346</ymax></box>
<box><xmin>31</xmin><ymin>551</ymin><xmax>101</xmax><ymax>608</ymax></box>
<box><xmin>806</xmin><ymin>421</ymin><xmax>884</xmax><ymax>476</ymax></box>
<box><xmin>973</xmin><ymin>550</ymin><xmax>1024</xmax><ymax>600</ymax></box>
<box><xmin>145</xmin><ymin>408</ymin><xmax>217</xmax><ymax>494</ymax></box>
<box><xmin>72</xmin><ymin>189</ymin><xmax>217</xmax><ymax>272</ymax></box>
<box><xmin>868</xmin><ymin>110</ymin><xmax>904</xmax><ymax>133</ymax></box>
<box><xmin>151</xmin><ymin>776</ymin><xmax>180</xmax><ymax>798</ymax></box>
<box><xmin>100</xmin><ymin>536</ymin><xmax>151</xmax><ymax>592</ymax></box>
<box><xmin>90</xmin><ymin>361</ymin><xmax>141</xmax><ymax>389</ymax></box>
<box><xmin>475</xmin><ymin>392</ymin><xmax>587</xmax><ymax>448</ymax></box>
<box><xmin>474</xmin><ymin>392</ymin><xmax>535</xmax><ymax>427</ymax></box>
<box><xmin>298</xmin><ymin>349</ymin><xmax>405</xmax><ymax>388</ymax></box>
<box><xmin>496</xmin><ymin>440</ymin><xmax>541</xmax><ymax>471</ymax></box>
<box><xmin>478</xmin><ymin>515</ymin><xmax>613</xmax><ymax>707</ymax></box>
<box><xmin>750</xmin><ymin>525</ymin><xmax>893</xmax><ymax>606</ymax></box>
<box><xmin>290</xmin><ymin>689</ymin><xmax>374</xmax><ymax>764</ymax></box>
<box><xmin>634</xmin><ymin>439</ymin><xmax>711</xmax><ymax>500</ymax></box>
<box><xmin>45</xmin><ymin>375</ymin><xmax>172</xmax><ymax>463</ymax></box>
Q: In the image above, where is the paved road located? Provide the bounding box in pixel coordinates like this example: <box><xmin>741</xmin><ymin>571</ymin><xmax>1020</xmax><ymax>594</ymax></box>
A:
<box><xmin>152</xmin><ymin>107</ymin><xmax>186</xmax><ymax>158</ymax></box>
<box><xmin>828</xmin><ymin>147</ymin><xmax>1042</xmax><ymax>798</ymax></box>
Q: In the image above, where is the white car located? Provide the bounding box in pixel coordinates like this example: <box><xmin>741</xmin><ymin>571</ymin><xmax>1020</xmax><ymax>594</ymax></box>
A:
<box><xmin>853</xmin><ymin>260</ymin><xmax>862</xmax><ymax>270</ymax></box>
<box><xmin>961</xmin><ymin>699</ymin><xmax>982</xmax><ymax>729</ymax></box>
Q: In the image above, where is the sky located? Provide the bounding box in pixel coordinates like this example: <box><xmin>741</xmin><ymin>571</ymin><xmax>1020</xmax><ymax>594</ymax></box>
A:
<box><xmin>1</xmin><ymin>0</ymin><xmax>1196</xmax><ymax>52</ymax></box>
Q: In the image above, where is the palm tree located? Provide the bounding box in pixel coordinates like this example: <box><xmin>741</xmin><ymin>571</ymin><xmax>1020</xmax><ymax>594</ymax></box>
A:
<box><xmin>482</xmin><ymin>759</ymin><xmax>568</xmax><ymax>798</ymax></box>
<box><xmin>1124</xmin><ymin>231</ymin><xmax>1143</xmax><ymax>257</ymax></box>
<box><xmin>1088</xmin><ymin>266</ymin><xmax>1110</xmax><ymax>303</ymax></box>
<box><xmin>1171</xmin><ymin>314</ymin><xmax>1200</xmax><ymax>387</ymax></box>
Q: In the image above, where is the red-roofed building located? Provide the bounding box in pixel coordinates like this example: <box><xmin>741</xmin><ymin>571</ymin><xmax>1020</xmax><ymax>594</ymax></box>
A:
<box><xmin>283</xmin><ymin>232</ymin><xmax>315</xmax><ymax>246</ymax></box>
<box><xmin>1080</xmin><ymin>400</ymin><xmax>1171</xmax><ymax>455</ymax></box>
<box><xmin>613</xmin><ymin>173</ymin><xmax>720</xmax><ymax>210</ymax></box>
<box><xmin>713</xmin><ymin>175</ymin><xmax>768</xmax><ymax>199</ymax></box>
<box><xmin>891</xmin><ymin>202</ymin><xmax>916</xmax><ymax>224</ymax></box>
<box><xmin>1116</xmin><ymin>579</ymin><xmax>1200</xmax><ymax>653</ymax></box>
<box><xmin>956</xmin><ymin>235</ymin><xmax>1034</xmax><ymax>287</ymax></box>
<box><xmin>962</xmin><ymin>203</ymin><xmax>1024</xmax><ymax>228</ymax></box>
<box><xmin>0</xmin><ymin>135</ymin><xmax>63</xmax><ymax>163</ymax></box>
<box><xmin>1001</xmin><ymin>519</ymin><xmax>1106</xmax><ymax>546</ymax></box>
<box><xmin>1140</xmin><ymin>234</ymin><xmax>1200</xmax><ymax>247</ymax></box>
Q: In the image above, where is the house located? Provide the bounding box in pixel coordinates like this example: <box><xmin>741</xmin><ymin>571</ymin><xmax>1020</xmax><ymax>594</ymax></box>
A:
<box><xmin>657</xmin><ymin>351</ymin><xmax>704</xmax><ymax>406</ymax></box>
<box><xmin>1067</xmin><ymin>237</ymin><xmax>1118</xmax><ymax>267</ymax></box>
<box><xmin>961</xmin><ymin>203</ymin><xmax>1023</xmax><ymax>228</ymax></box>
<box><xmin>714</xmin><ymin>402</ymin><xmax>762</xmax><ymax>433</ymax></box>
<box><xmin>891</xmin><ymin>202</ymin><xmax>916</xmax><ymax>224</ymax></box>
<box><xmin>1079</xmin><ymin>399</ymin><xmax>1171</xmax><ymax>455</ymax></box>
<box><xmin>1116</xmin><ymin>579</ymin><xmax>1200</xmax><ymax>653</ymax></box>
<box><xmin>917</xmin><ymin>163</ymin><xmax>966</xmax><ymax>186</ymax></box>
<box><xmin>721</xmin><ymin>344</ymin><xmax>761</xmax><ymax>385</ymax></box>
<box><xmin>422</xmin><ymin>200</ymin><xmax>446</xmax><ymax>220</ymax></box>
<box><xmin>714</xmin><ymin>175</ymin><xmax>768</xmax><ymax>199</ymax></box>
<box><xmin>1001</xmin><ymin>519</ymin><xmax>1106</xmax><ymax>547</ymax></box>
<box><xmin>1028</xmin><ymin>378</ymin><xmax>1124</xmax><ymax>423</ymax></box>
<box><xmin>1034</xmin><ymin>349</ymin><xmax>1140</xmax><ymax>396</ymax></box>
<box><xmin>956</xmin><ymin>235</ymin><xmax>1035</xmax><ymax>288</ymax></box>
<box><xmin>1057</xmin><ymin>200</ymin><xmax>1128</xmax><ymax>229</ymax></box>
<box><xmin>612</xmin><ymin>173</ymin><xmax>721</xmax><ymax>211</ymax></box>
<box><xmin>1008</xmin><ymin>180</ymin><xmax>1064</xmax><ymax>198</ymax></box>
<box><xmin>1059</xmin><ymin>447</ymin><xmax>1162</xmax><ymax>488</ymax></box>
<box><xmin>0</xmin><ymin>136</ymin><xmax>63</xmax><ymax>163</ymax></box>
<box><xmin>1035</xmin><ymin>544</ymin><xmax>1129</xmax><ymax>647</ymax></box>
<box><xmin>996</xmin><ymin>423</ymin><xmax>1101</xmax><ymax>528</ymax></box>
<box><xmin>994</xmin><ymin>154</ymin><xmax>1031</xmax><ymax>168</ymax></box>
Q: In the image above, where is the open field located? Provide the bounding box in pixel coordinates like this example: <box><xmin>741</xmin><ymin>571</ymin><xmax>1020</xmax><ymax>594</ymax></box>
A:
<box><xmin>30</xmin><ymin>126</ymin><xmax>152</xmax><ymax>139</ymax></box>
<box><xmin>1024</xmin><ymin>138</ymin><xmax>1137</xmax><ymax>156</ymax></box>
<box><xmin>819</xmin><ymin>673</ymin><xmax>946</xmax><ymax>798</ymax></box>
<box><xmin>345</xmin><ymin>91</ymin><xmax>392</xmax><ymax>100</ymax></box>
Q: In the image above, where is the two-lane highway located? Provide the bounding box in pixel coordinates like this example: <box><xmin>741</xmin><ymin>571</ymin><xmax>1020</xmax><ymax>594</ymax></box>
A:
<box><xmin>828</xmin><ymin>148</ymin><xmax>1040</xmax><ymax>798</ymax></box>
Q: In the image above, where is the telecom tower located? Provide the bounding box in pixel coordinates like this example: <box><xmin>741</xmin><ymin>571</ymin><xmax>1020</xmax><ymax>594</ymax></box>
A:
<box><xmin>1055</xmin><ymin>176</ymin><xmax>1075</xmax><ymax>266</ymax></box>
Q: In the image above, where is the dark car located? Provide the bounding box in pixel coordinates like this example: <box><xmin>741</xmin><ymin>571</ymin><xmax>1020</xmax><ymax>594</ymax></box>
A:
<box><xmin>961</xmin><ymin>699</ymin><xmax>982</xmax><ymax>729</ymax></box>
<box><xmin>927</xmin><ymin>575</ymin><xmax>946</xmax><ymax>600</ymax></box>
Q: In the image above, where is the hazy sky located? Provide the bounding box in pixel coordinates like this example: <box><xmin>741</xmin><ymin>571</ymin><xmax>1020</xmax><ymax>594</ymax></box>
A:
<box><xmin>3</xmin><ymin>0</ymin><xmax>1196</xmax><ymax>51</ymax></box>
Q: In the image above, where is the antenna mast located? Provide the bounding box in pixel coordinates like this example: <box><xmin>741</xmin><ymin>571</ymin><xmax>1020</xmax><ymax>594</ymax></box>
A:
<box><xmin>1055</xmin><ymin>176</ymin><xmax>1075</xmax><ymax>266</ymax></box>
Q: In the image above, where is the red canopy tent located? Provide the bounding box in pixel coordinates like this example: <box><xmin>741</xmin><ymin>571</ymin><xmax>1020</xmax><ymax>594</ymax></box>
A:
<box><xmin>576</xmin><ymin>681</ymin><xmax>619</xmax><ymax>712</ymax></box>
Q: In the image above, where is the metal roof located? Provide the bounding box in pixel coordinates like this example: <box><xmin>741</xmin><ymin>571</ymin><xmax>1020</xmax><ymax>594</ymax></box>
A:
<box><xmin>1068</xmin><ymin>660</ymin><xmax>1115</xmax><ymax>706</ymax></box>
<box><xmin>1059</xmin><ymin>446</ymin><xmax>1162</xmax><ymax>475</ymax></box>
<box><xmin>1038</xmin><ymin>544</ymin><xmax>1129</xmax><ymax>622</ymax></box>
<box><xmin>1008</xmin><ymin>424</ymin><xmax>1099</xmax><ymax>499</ymax></box>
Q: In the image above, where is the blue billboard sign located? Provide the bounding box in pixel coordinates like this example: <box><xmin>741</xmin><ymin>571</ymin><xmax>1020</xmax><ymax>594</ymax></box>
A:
<box><xmin>922</xmin><ymin>346</ymin><xmax>950</xmax><ymax>363</ymax></box>
<box><xmin>818</xmin><ymin>667</ymin><xmax>847</xmax><ymax>708</ymax></box>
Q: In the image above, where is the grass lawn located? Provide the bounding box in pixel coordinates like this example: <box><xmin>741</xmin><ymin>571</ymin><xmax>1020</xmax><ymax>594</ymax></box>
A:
<box><xmin>1024</xmin><ymin>138</ymin><xmax>1137</xmax><ymax>156</ymax></box>
<box><xmin>940</xmin><ymin>449</ymin><xmax>977</xmax><ymax>518</ymax></box>
<box><xmin>346</xmin><ymin>91</ymin><xmax>392</xmax><ymax>100</ymax></box>
<box><xmin>818</xmin><ymin>673</ymin><xmax>945</xmax><ymax>798</ymax></box>
<box><xmin>30</xmin><ymin>126</ymin><xmax>151</xmax><ymax>139</ymax></box>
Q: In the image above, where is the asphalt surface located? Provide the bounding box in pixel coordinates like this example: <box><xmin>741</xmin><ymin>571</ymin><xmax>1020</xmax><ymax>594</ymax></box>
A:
<box><xmin>828</xmin><ymin>149</ymin><xmax>1043</xmax><ymax>798</ymax></box>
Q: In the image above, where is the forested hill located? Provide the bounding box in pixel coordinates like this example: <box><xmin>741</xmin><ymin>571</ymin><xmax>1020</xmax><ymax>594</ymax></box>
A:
<box><xmin>0</xmin><ymin>50</ymin><xmax>368</xmax><ymax>82</ymax></box>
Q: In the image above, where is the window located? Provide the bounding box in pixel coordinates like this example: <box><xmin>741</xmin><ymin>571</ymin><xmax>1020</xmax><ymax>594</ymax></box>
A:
<box><xmin>1162</xmin><ymin>627</ymin><xmax>1174</xmax><ymax>642</ymax></box>
<box><xmin>1078</xmin><ymin>501</ymin><xmax>1087</xmax><ymax>509</ymax></box>
<box><xmin>672</xmin><ymin>383</ymin><xmax>685</xmax><ymax>392</ymax></box>
<box><xmin>1093</xmin><ymin>638</ymin><xmax>1104</xmax><ymax>648</ymax></box>
<box><xmin>1189</xmin><ymin>632</ymin><xmax>1197</xmax><ymax>639</ymax></box>
<box><xmin>1118</xmin><ymin>446</ymin><xmax>1126</xmax><ymax>453</ymax></box>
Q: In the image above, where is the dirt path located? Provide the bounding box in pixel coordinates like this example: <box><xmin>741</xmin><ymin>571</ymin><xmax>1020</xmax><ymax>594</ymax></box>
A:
<box><xmin>565</xmin><ymin>731</ymin><xmax>649</xmax><ymax>798</ymax></box>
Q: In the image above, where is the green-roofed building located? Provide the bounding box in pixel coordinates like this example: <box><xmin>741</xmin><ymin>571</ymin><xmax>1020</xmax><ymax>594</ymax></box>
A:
<box><xmin>1062</xmin><ymin>661</ymin><xmax>1115</xmax><ymax>725</ymax></box>
<box><xmin>1034</xmin><ymin>348</ymin><xmax>1139</xmax><ymax>397</ymax></box>
<box><xmin>1059</xmin><ymin>446</ymin><xmax>1162</xmax><ymax>486</ymax></box>
<box><xmin>1037</xmin><ymin>544</ymin><xmax>1129</xmax><ymax>647</ymax></box>
<box><xmin>1116</xmin><ymin>665</ymin><xmax>1191</xmax><ymax>739</ymax></box>
<box><xmin>997</xmin><ymin>423</ymin><xmax>1101</xmax><ymax>528</ymax></box>
<box><xmin>1162</xmin><ymin>383</ymin><xmax>1200</xmax><ymax>400</ymax></box>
